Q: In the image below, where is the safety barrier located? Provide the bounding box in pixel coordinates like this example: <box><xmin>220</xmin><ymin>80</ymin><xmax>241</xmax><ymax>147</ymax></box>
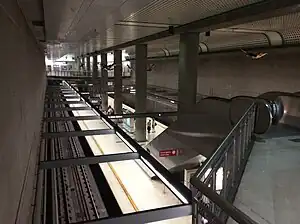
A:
<box><xmin>47</xmin><ymin>70</ymin><xmax>93</xmax><ymax>77</ymax></box>
<box><xmin>47</xmin><ymin>70</ymin><xmax>132</xmax><ymax>78</ymax></box>
<box><xmin>190</xmin><ymin>103</ymin><xmax>258</xmax><ymax>224</ymax></box>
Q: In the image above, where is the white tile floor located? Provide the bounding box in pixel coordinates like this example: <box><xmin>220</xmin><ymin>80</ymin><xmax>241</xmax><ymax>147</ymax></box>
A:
<box><xmin>66</xmin><ymin>99</ymin><xmax>191</xmax><ymax>223</ymax></box>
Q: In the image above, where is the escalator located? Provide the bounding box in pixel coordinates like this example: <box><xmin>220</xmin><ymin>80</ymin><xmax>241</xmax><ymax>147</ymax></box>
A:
<box><xmin>147</xmin><ymin>91</ymin><xmax>300</xmax><ymax>223</ymax></box>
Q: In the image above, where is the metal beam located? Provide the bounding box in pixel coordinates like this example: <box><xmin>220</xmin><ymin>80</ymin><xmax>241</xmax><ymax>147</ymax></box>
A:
<box><xmin>108</xmin><ymin>111</ymin><xmax>178</xmax><ymax>119</ymax></box>
<box><xmin>45</xmin><ymin>96</ymin><xmax>80</xmax><ymax>100</ymax></box>
<box><xmin>94</xmin><ymin>0</ymin><xmax>298</xmax><ymax>54</ymax></box>
<box><xmin>46</xmin><ymin>90</ymin><xmax>75</xmax><ymax>94</ymax></box>
<box><xmin>45</xmin><ymin>101</ymin><xmax>85</xmax><ymax>105</ymax></box>
<box><xmin>39</xmin><ymin>152</ymin><xmax>140</xmax><ymax>169</ymax></box>
<box><xmin>74</xmin><ymin>204</ymin><xmax>192</xmax><ymax>224</ymax></box>
<box><xmin>42</xmin><ymin>129</ymin><xmax>115</xmax><ymax>138</ymax></box>
<box><xmin>44</xmin><ymin>107</ymin><xmax>91</xmax><ymax>112</ymax></box>
<box><xmin>44</xmin><ymin>115</ymin><xmax>100</xmax><ymax>122</ymax></box>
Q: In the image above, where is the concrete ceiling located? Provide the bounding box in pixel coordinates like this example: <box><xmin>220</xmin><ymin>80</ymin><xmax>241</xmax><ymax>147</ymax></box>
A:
<box><xmin>18</xmin><ymin>0</ymin><xmax>300</xmax><ymax>59</ymax></box>
<box><xmin>18</xmin><ymin>0</ymin><xmax>45</xmax><ymax>42</ymax></box>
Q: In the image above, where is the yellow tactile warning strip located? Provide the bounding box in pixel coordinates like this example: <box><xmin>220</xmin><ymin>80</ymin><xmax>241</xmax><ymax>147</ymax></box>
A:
<box><xmin>80</xmin><ymin>120</ymin><xmax>139</xmax><ymax>212</ymax></box>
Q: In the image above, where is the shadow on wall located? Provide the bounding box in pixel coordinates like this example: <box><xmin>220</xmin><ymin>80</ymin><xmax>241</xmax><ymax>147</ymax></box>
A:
<box><xmin>137</xmin><ymin>47</ymin><xmax>300</xmax><ymax>98</ymax></box>
<box><xmin>0</xmin><ymin>2</ymin><xmax>46</xmax><ymax>224</ymax></box>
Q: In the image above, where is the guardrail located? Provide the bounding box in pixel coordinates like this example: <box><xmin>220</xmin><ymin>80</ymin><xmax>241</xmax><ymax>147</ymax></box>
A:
<box><xmin>190</xmin><ymin>103</ymin><xmax>257</xmax><ymax>224</ymax></box>
<box><xmin>47</xmin><ymin>70</ymin><xmax>131</xmax><ymax>78</ymax></box>
<box><xmin>47</xmin><ymin>70</ymin><xmax>93</xmax><ymax>77</ymax></box>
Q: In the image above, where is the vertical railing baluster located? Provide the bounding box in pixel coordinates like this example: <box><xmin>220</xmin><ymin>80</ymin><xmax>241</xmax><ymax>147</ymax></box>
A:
<box><xmin>222</xmin><ymin>152</ymin><xmax>228</xmax><ymax>198</ymax></box>
<box><xmin>212</xmin><ymin>171</ymin><xmax>217</xmax><ymax>213</ymax></box>
<box><xmin>190</xmin><ymin>103</ymin><xmax>257</xmax><ymax>223</ymax></box>
<box><xmin>237</xmin><ymin>127</ymin><xmax>242</xmax><ymax>170</ymax></box>
<box><xmin>192</xmin><ymin>198</ymin><xmax>199</xmax><ymax>224</ymax></box>
<box><xmin>232</xmin><ymin>136</ymin><xmax>237</xmax><ymax>186</ymax></box>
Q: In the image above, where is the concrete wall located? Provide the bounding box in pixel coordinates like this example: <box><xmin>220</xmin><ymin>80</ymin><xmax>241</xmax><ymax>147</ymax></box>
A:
<box><xmin>0</xmin><ymin>2</ymin><xmax>46</xmax><ymax>223</ymax></box>
<box><xmin>132</xmin><ymin>47</ymin><xmax>300</xmax><ymax>98</ymax></box>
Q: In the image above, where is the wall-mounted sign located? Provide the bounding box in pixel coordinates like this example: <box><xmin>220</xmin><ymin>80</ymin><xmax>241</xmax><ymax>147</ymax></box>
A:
<box><xmin>159</xmin><ymin>149</ymin><xmax>180</xmax><ymax>157</ymax></box>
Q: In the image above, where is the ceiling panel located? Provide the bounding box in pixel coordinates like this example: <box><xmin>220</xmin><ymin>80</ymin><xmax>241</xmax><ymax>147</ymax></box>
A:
<box><xmin>44</xmin><ymin>0</ymin><xmax>154</xmax><ymax>42</ymax></box>
<box><xmin>64</xmin><ymin>0</ymin><xmax>126</xmax><ymax>41</ymax></box>
<box><xmin>281</xmin><ymin>29</ymin><xmax>300</xmax><ymax>44</ymax></box>
<box><xmin>18</xmin><ymin>0</ymin><xmax>43</xmax><ymax>21</ymax></box>
<box><xmin>44</xmin><ymin>0</ymin><xmax>90</xmax><ymax>40</ymax></box>
<box><xmin>231</xmin><ymin>11</ymin><xmax>300</xmax><ymax>31</ymax></box>
<box><xmin>45</xmin><ymin>0</ymin><xmax>300</xmax><ymax>58</ymax></box>
<box><xmin>123</xmin><ymin>0</ymin><xmax>264</xmax><ymax>24</ymax></box>
<box><xmin>203</xmin><ymin>31</ymin><xmax>269</xmax><ymax>51</ymax></box>
<box><xmin>80</xmin><ymin>25</ymin><xmax>165</xmax><ymax>53</ymax></box>
<box><xmin>231</xmin><ymin>10</ymin><xmax>300</xmax><ymax>45</ymax></box>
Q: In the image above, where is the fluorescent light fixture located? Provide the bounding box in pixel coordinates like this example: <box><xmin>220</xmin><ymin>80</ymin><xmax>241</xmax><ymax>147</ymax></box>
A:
<box><xmin>170</xmin><ymin>100</ymin><xmax>175</xmax><ymax>104</ymax></box>
<box><xmin>88</xmin><ymin>84</ymin><xmax>93</xmax><ymax>86</ymax></box>
<box><xmin>107</xmin><ymin>92</ymin><xmax>115</xmax><ymax>94</ymax></box>
<box><xmin>81</xmin><ymin>92</ymin><xmax>90</xmax><ymax>94</ymax></box>
<box><xmin>110</xmin><ymin>115</ymin><xmax>123</xmax><ymax>119</ymax></box>
<box><xmin>116</xmin><ymin>132</ymin><xmax>137</xmax><ymax>152</ymax></box>
<box><xmin>63</xmin><ymin>94</ymin><xmax>78</xmax><ymax>97</ymax></box>
<box><xmin>140</xmin><ymin>156</ymin><xmax>189</xmax><ymax>204</ymax></box>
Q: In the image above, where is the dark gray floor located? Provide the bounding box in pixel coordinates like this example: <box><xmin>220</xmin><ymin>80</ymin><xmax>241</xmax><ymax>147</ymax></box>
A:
<box><xmin>258</xmin><ymin>124</ymin><xmax>300</xmax><ymax>139</ymax></box>
<box><xmin>228</xmin><ymin>135</ymin><xmax>300</xmax><ymax>224</ymax></box>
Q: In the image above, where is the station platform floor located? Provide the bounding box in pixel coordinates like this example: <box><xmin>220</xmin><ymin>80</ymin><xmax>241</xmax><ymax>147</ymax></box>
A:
<box><xmin>107</xmin><ymin>96</ymin><xmax>167</xmax><ymax>147</ymax></box>
<box><xmin>65</xmin><ymin>98</ymin><xmax>191</xmax><ymax>223</ymax></box>
<box><xmin>229</xmin><ymin>134</ymin><xmax>300</xmax><ymax>224</ymax></box>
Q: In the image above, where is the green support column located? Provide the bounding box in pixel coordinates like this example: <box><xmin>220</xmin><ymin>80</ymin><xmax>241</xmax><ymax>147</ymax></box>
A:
<box><xmin>178</xmin><ymin>32</ymin><xmax>199</xmax><ymax>117</ymax></box>
<box><xmin>101</xmin><ymin>53</ymin><xmax>108</xmax><ymax>111</ymax></box>
<box><xmin>86</xmin><ymin>56</ymin><xmax>91</xmax><ymax>75</ymax></box>
<box><xmin>92</xmin><ymin>55</ymin><xmax>99</xmax><ymax>97</ymax></box>
<box><xmin>135</xmin><ymin>44</ymin><xmax>147</xmax><ymax>142</ymax></box>
<box><xmin>114</xmin><ymin>50</ymin><xmax>122</xmax><ymax>114</ymax></box>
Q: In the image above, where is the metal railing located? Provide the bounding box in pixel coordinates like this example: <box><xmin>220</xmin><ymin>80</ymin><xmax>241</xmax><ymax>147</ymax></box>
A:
<box><xmin>47</xmin><ymin>70</ymin><xmax>93</xmax><ymax>77</ymax></box>
<box><xmin>47</xmin><ymin>70</ymin><xmax>132</xmax><ymax>78</ymax></box>
<box><xmin>190</xmin><ymin>103</ymin><xmax>258</xmax><ymax>224</ymax></box>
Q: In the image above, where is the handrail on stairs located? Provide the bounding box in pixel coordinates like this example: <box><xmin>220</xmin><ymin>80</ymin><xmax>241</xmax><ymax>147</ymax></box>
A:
<box><xmin>190</xmin><ymin>102</ymin><xmax>258</xmax><ymax>224</ymax></box>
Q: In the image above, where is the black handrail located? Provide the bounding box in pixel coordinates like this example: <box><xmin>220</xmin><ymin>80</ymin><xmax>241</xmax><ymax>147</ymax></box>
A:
<box><xmin>190</xmin><ymin>102</ymin><xmax>258</xmax><ymax>224</ymax></box>
<box><xmin>193</xmin><ymin>102</ymin><xmax>255</xmax><ymax>179</ymax></box>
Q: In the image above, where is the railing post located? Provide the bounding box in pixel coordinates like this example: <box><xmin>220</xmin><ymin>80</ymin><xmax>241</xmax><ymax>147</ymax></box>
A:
<box><xmin>232</xmin><ymin>136</ymin><xmax>238</xmax><ymax>186</ymax></box>
<box><xmin>242</xmin><ymin>121</ymin><xmax>246</xmax><ymax>160</ymax></box>
<box><xmin>238</xmin><ymin>127</ymin><xmax>242</xmax><ymax>168</ymax></box>
<box><xmin>192</xmin><ymin>198</ymin><xmax>199</xmax><ymax>224</ymax></box>
<box><xmin>222</xmin><ymin>152</ymin><xmax>228</xmax><ymax>198</ymax></box>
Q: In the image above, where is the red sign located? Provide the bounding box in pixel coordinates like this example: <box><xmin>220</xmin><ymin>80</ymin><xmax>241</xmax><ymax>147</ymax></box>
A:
<box><xmin>159</xmin><ymin>149</ymin><xmax>178</xmax><ymax>157</ymax></box>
